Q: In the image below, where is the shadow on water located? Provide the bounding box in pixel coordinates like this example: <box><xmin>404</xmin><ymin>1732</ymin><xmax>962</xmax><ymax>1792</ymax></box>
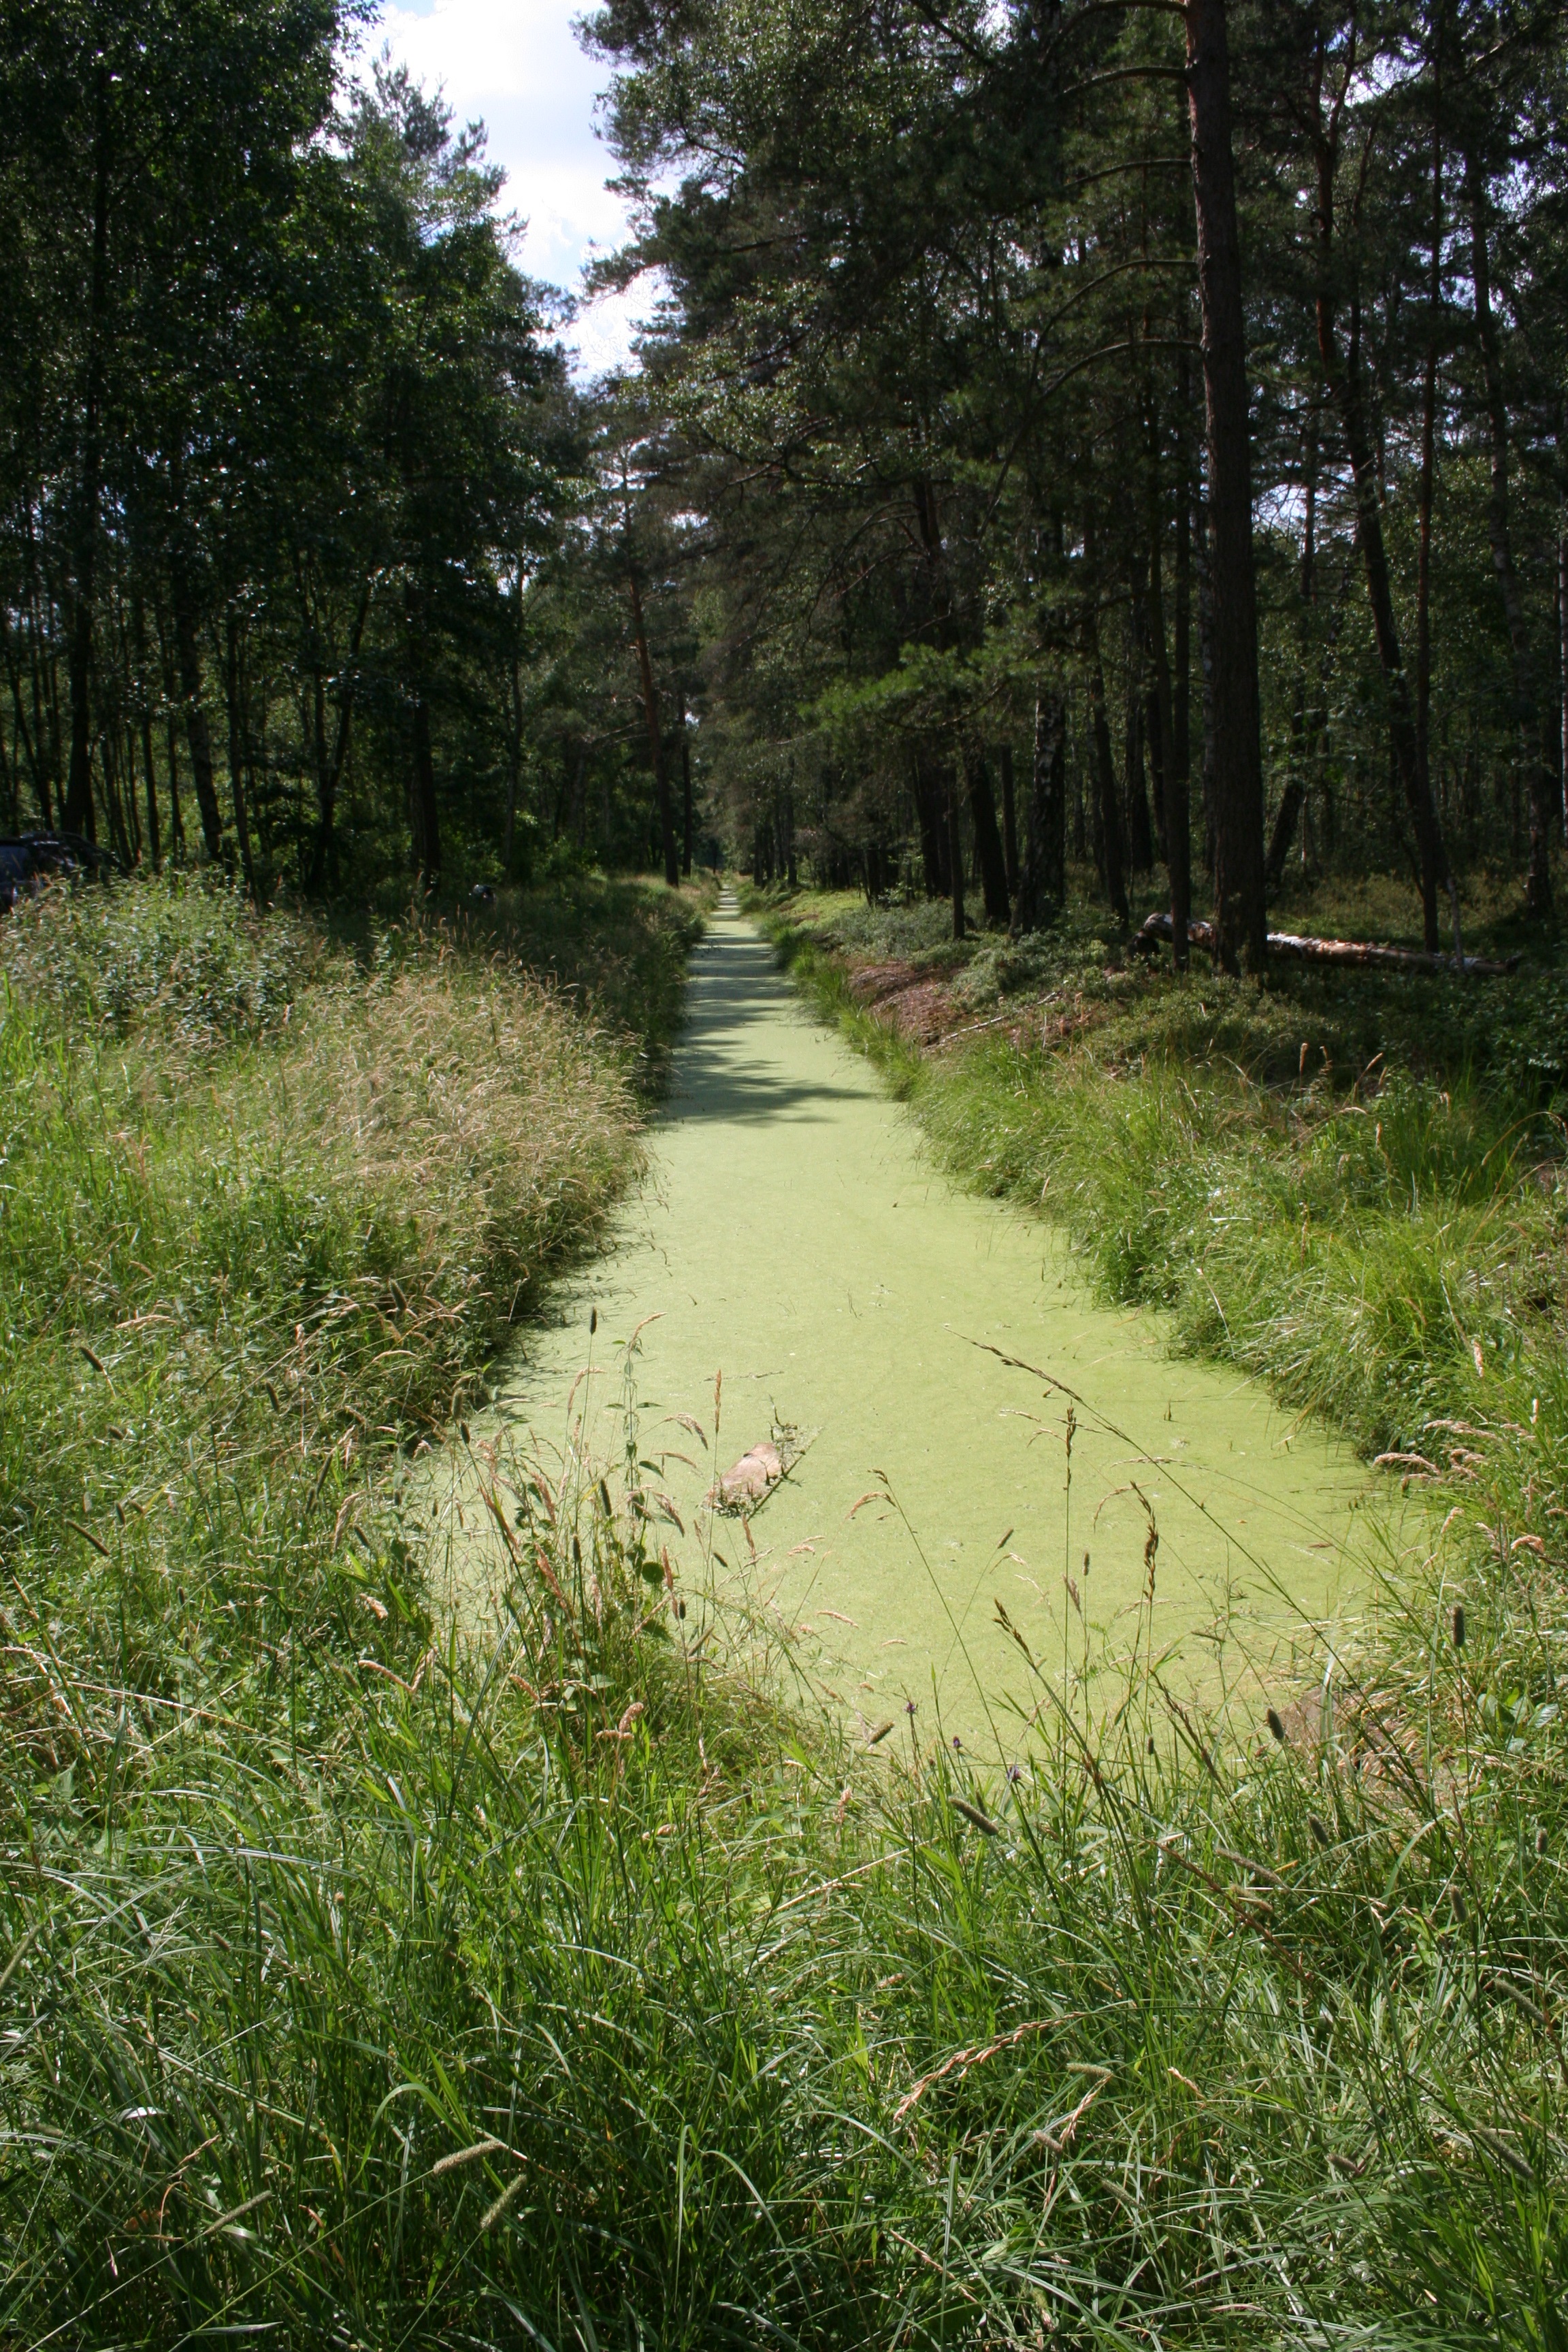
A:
<box><xmin>429</xmin><ymin>896</ymin><xmax>1394</xmax><ymax>1740</ymax></box>
<box><xmin>662</xmin><ymin>921</ymin><xmax>869</xmax><ymax>1127</ymax></box>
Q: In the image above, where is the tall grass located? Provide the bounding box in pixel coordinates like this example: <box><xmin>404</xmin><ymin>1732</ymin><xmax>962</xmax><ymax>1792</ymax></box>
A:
<box><xmin>3</xmin><ymin>873</ymin><xmax>1566</xmax><ymax>2344</ymax></box>
<box><xmin>5</xmin><ymin>1347</ymin><xmax>1566</xmax><ymax>2344</ymax></box>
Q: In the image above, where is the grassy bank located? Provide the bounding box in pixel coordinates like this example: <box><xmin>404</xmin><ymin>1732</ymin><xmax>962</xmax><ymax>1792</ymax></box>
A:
<box><xmin>2</xmin><ymin>870</ymin><xmax>1566</xmax><ymax>2345</ymax></box>
<box><xmin>754</xmin><ymin>881</ymin><xmax>1567</xmax><ymax>1469</ymax></box>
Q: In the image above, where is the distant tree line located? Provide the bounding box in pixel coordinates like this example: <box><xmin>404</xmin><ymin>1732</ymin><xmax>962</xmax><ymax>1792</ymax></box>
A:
<box><xmin>5</xmin><ymin>0</ymin><xmax>1564</xmax><ymax>950</ymax></box>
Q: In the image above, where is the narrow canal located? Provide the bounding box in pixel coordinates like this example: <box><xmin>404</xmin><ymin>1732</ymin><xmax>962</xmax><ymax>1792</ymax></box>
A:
<box><xmin>443</xmin><ymin>898</ymin><xmax>1374</xmax><ymax>1744</ymax></box>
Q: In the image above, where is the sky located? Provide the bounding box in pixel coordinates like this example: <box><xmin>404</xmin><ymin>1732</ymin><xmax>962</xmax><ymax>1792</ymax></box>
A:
<box><xmin>370</xmin><ymin>0</ymin><xmax>652</xmax><ymax>376</ymax></box>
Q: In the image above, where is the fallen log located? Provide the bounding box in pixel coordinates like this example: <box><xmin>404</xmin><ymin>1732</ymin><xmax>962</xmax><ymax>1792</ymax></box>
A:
<box><xmin>1132</xmin><ymin>910</ymin><xmax>1518</xmax><ymax>977</ymax></box>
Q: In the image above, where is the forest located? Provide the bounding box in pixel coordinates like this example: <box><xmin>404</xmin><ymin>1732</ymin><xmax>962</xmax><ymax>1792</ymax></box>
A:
<box><xmin>3</xmin><ymin>0</ymin><xmax>1565</xmax><ymax>947</ymax></box>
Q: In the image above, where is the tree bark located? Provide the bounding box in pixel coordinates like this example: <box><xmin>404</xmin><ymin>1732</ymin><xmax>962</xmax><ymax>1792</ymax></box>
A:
<box><xmin>1268</xmin><ymin>402</ymin><xmax>1320</xmax><ymax>892</ymax></box>
<box><xmin>912</xmin><ymin>753</ymin><xmax>947</xmax><ymax>896</ymax></box>
<box><xmin>1012</xmin><ymin>691</ymin><xmax>1066</xmax><ymax>934</ymax></box>
<box><xmin>946</xmin><ymin>767</ymin><xmax>966</xmax><ymax>939</ymax></box>
<box><xmin>1082</xmin><ymin>500</ymin><xmax>1130</xmax><ymax>924</ymax></box>
<box><xmin>98</xmin><ymin>729</ymin><xmax>132</xmax><ymax>864</ymax></box>
<box><xmin>1467</xmin><ymin>152</ymin><xmax>1552</xmax><ymax>917</ymax></box>
<box><xmin>152</xmin><ymin>606</ymin><xmax>186</xmax><ymax>858</ymax></box>
<box><xmin>1000</xmin><ymin>742</ymin><xmax>1019</xmax><ymax>897</ymax></box>
<box><xmin>679</xmin><ymin>683</ymin><xmax>694</xmax><ymax>876</ymax></box>
<box><xmin>1085</xmin><ymin>615</ymin><xmax>1130</xmax><ymax>926</ymax></box>
<box><xmin>63</xmin><ymin>74</ymin><xmax>112</xmax><ymax>840</ymax></box>
<box><xmin>3</xmin><ymin>615</ymin><xmax>52</xmax><ymax>828</ymax></box>
<box><xmin>1123</xmin><ymin>582</ymin><xmax>1156</xmax><ymax>872</ymax></box>
<box><xmin>408</xmin><ymin>696</ymin><xmax>440</xmax><ymax>883</ymax></box>
<box><xmin>1185</xmin><ymin>0</ymin><xmax>1265</xmax><ymax>970</ymax></box>
<box><xmin>224</xmin><ymin>608</ymin><xmax>258</xmax><ymax>900</ymax></box>
<box><xmin>1173</xmin><ymin>341</ymin><xmax>1192</xmax><ymax>819</ymax></box>
<box><xmin>1169</xmin><ymin>341</ymin><xmax>1193</xmax><ymax>966</ymax></box>
<box><xmin>1313</xmin><ymin>104</ymin><xmax>1450</xmax><ymax>949</ymax></box>
<box><xmin>1143</xmin><ymin>530</ymin><xmax>1175</xmax><ymax>870</ymax></box>
<box><xmin>628</xmin><ymin>570</ymin><xmax>678</xmax><ymax>887</ymax></box>
<box><xmin>138</xmin><ymin>708</ymin><xmax>161</xmax><ymax>870</ymax></box>
<box><xmin>169</xmin><ymin>551</ymin><xmax>223</xmax><ymax>859</ymax></box>
<box><xmin>1195</xmin><ymin>472</ymin><xmax>1218</xmax><ymax>876</ymax></box>
<box><xmin>307</xmin><ymin>579</ymin><xmax>370</xmax><ymax>893</ymax></box>
<box><xmin>1416</xmin><ymin>67</ymin><xmax>1442</xmax><ymax>858</ymax></box>
<box><xmin>964</xmin><ymin>747</ymin><xmax>1011</xmax><ymax>924</ymax></box>
<box><xmin>1560</xmin><ymin>510</ymin><xmax>1567</xmax><ymax>845</ymax></box>
<box><xmin>129</xmin><ymin>588</ymin><xmax>160</xmax><ymax>868</ymax></box>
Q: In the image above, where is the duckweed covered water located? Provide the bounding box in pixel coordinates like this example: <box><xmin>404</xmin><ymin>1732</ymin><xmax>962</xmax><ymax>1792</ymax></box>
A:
<box><xmin>446</xmin><ymin>902</ymin><xmax>1382</xmax><ymax>1742</ymax></box>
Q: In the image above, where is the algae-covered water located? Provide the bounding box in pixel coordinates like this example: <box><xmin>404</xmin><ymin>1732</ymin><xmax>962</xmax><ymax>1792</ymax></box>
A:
<box><xmin>443</xmin><ymin>900</ymin><xmax>1379</xmax><ymax>1742</ymax></box>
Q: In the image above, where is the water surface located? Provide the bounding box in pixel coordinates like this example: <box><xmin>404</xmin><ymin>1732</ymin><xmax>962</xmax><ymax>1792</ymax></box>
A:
<box><xmin>451</xmin><ymin>901</ymin><xmax>1375</xmax><ymax>1742</ymax></box>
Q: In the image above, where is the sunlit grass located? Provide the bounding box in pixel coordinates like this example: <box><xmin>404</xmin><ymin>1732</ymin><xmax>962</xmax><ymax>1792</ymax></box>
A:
<box><xmin>2</xmin><ymin>871</ymin><xmax>1565</xmax><ymax>2342</ymax></box>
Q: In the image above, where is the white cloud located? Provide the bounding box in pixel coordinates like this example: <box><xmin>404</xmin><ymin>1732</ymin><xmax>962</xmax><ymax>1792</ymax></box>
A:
<box><xmin>370</xmin><ymin>0</ymin><xmax>658</xmax><ymax>373</ymax></box>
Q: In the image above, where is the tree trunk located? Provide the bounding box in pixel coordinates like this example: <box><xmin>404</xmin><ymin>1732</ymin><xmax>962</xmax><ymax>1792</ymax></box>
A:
<box><xmin>913</xmin><ymin>753</ymin><xmax>947</xmax><ymax>895</ymax></box>
<box><xmin>1416</xmin><ymin>82</ymin><xmax>1442</xmax><ymax>858</ymax></box>
<box><xmin>63</xmin><ymin>76</ymin><xmax>112</xmax><ymax>840</ymax></box>
<box><xmin>1185</xmin><ymin>0</ymin><xmax>1265</xmax><ymax>969</ymax></box>
<box><xmin>964</xmin><ymin>747</ymin><xmax>1011</xmax><ymax>924</ymax></box>
<box><xmin>170</xmin><ymin>563</ymin><xmax>223</xmax><ymax>860</ymax></box>
<box><xmin>1012</xmin><ymin>691</ymin><xmax>1066</xmax><ymax>933</ymax></box>
<box><xmin>1268</xmin><ymin>402</ymin><xmax>1321</xmax><ymax>894</ymax></box>
<box><xmin>1142</xmin><ymin>436</ymin><xmax>1184</xmax><ymax>961</ymax></box>
<box><xmin>1000</xmin><ymin>742</ymin><xmax>1019</xmax><ymax>896</ymax></box>
<box><xmin>946</xmin><ymin>768</ymin><xmax>966</xmax><ymax>939</ymax></box>
<box><xmin>224</xmin><ymin>608</ymin><xmax>258</xmax><ymax>900</ymax></box>
<box><xmin>783</xmin><ymin>775</ymin><xmax>798</xmax><ymax>886</ymax></box>
<box><xmin>3</xmin><ymin>615</ymin><xmax>52</xmax><ymax>828</ymax></box>
<box><xmin>678</xmin><ymin>684</ymin><xmax>693</xmax><ymax>877</ymax></box>
<box><xmin>128</xmin><ymin>589</ymin><xmax>160</xmax><ymax>868</ymax></box>
<box><xmin>1082</xmin><ymin>504</ymin><xmax>1130</xmax><ymax>925</ymax></box>
<box><xmin>1467</xmin><ymin>152</ymin><xmax>1552</xmax><ymax>917</ymax></box>
<box><xmin>408</xmin><ymin>696</ymin><xmax>440</xmax><ymax>883</ymax></box>
<box><xmin>1085</xmin><ymin>618</ymin><xmax>1130</xmax><ymax>926</ymax></box>
<box><xmin>570</xmin><ymin>743</ymin><xmax>589</xmax><ymax>847</ymax></box>
<box><xmin>1171</xmin><ymin>336</ymin><xmax>1192</xmax><ymax>960</ymax></box>
<box><xmin>148</xmin><ymin>592</ymin><xmax>184</xmax><ymax>855</ymax></box>
<box><xmin>306</xmin><ymin>579</ymin><xmax>370</xmax><ymax>893</ymax></box>
<box><xmin>549</xmin><ymin>738</ymin><xmax>570</xmax><ymax>842</ymax></box>
<box><xmin>628</xmin><ymin>570</ymin><xmax>678</xmax><ymax>887</ymax></box>
<box><xmin>1315</xmin><ymin>122</ymin><xmax>1450</xmax><ymax>950</ymax></box>
<box><xmin>1143</xmin><ymin>551</ymin><xmax>1170</xmax><ymax>866</ymax></box>
<box><xmin>1071</xmin><ymin>726</ymin><xmax>1087</xmax><ymax>862</ymax></box>
<box><xmin>1194</xmin><ymin>473</ymin><xmax>1218</xmax><ymax>875</ymax></box>
<box><xmin>1560</xmin><ymin>510</ymin><xmax>1567</xmax><ymax>845</ymax></box>
<box><xmin>138</xmin><ymin>709</ymin><xmax>161</xmax><ymax>869</ymax></box>
<box><xmin>1123</xmin><ymin>642</ymin><xmax>1155</xmax><ymax>874</ymax></box>
<box><xmin>98</xmin><ymin>729</ymin><xmax>132</xmax><ymax>864</ymax></box>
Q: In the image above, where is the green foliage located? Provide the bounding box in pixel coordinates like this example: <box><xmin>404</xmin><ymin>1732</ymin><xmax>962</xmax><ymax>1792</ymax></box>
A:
<box><xmin>587</xmin><ymin>0</ymin><xmax>1567</xmax><ymax>926</ymax></box>
<box><xmin>1</xmin><ymin>871</ymin><xmax>321</xmax><ymax>1045</ymax></box>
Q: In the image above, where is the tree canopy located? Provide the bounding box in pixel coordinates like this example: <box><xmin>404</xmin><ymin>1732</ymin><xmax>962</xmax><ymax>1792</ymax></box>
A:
<box><xmin>2</xmin><ymin>0</ymin><xmax>1564</xmax><ymax>941</ymax></box>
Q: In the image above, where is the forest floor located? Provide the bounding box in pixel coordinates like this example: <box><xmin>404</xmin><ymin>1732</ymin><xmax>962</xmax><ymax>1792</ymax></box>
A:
<box><xmin>1</xmin><ymin>863</ymin><xmax>1566</xmax><ymax>2345</ymax></box>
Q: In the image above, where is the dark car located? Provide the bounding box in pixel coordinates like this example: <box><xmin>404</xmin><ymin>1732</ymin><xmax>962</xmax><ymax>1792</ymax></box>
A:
<box><xmin>0</xmin><ymin>832</ymin><xmax>116</xmax><ymax>913</ymax></box>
